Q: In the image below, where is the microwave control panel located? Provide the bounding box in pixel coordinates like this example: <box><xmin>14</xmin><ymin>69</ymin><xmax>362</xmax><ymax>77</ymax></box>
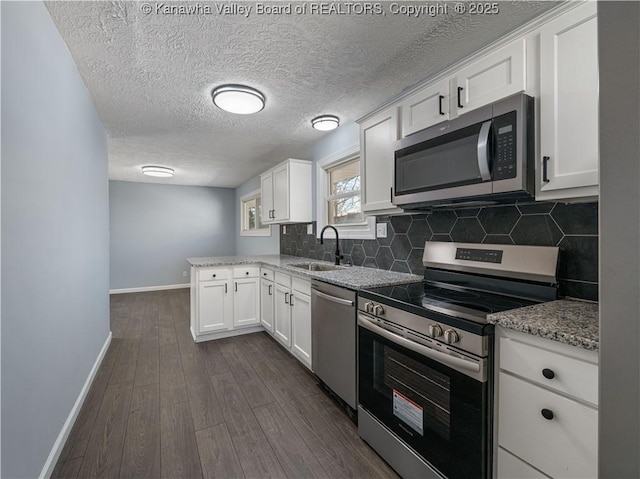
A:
<box><xmin>493</xmin><ymin>111</ymin><xmax>517</xmax><ymax>180</ymax></box>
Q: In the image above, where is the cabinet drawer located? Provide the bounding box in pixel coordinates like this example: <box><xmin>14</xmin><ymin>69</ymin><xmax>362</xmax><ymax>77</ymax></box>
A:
<box><xmin>233</xmin><ymin>266</ymin><xmax>259</xmax><ymax>278</ymax></box>
<box><xmin>499</xmin><ymin>337</ymin><xmax>598</xmax><ymax>405</ymax></box>
<box><xmin>260</xmin><ymin>268</ymin><xmax>274</xmax><ymax>281</ymax></box>
<box><xmin>198</xmin><ymin>268</ymin><xmax>229</xmax><ymax>282</ymax></box>
<box><xmin>291</xmin><ymin>276</ymin><xmax>311</xmax><ymax>295</ymax></box>
<box><xmin>275</xmin><ymin>271</ymin><xmax>291</xmax><ymax>288</ymax></box>
<box><xmin>498</xmin><ymin>372</ymin><xmax>598</xmax><ymax>479</ymax></box>
<box><xmin>497</xmin><ymin>447</ymin><xmax>549</xmax><ymax>479</ymax></box>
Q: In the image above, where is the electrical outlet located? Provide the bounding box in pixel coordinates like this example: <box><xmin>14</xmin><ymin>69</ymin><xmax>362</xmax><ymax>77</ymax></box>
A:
<box><xmin>376</xmin><ymin>223</ymin><xmax>388</xmax><ymax>238</ymax></box>
<box><xmin>182</xmin><ymin>270</ymin><xmax>188</xmax><ymax>278</ymax></box>
<box><xmin>307</xmin><ymin>224</ymin><xmax>313</xmax><ymax>235</ymax></box>
<box><xmin>283</xmin><ymin>225</ymin><xmax>287</xmax><ymax>234</ymax></box>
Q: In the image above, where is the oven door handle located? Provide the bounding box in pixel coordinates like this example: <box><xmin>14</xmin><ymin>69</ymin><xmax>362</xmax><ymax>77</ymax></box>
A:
<box><xmin>477</xmin><ymin>120</ymin><xmax>492</xmax><ymax>181</ymax></box>
<box><xmin>358</xmin><ymin>315</ymin><xmax>481</xmax><ymax>373</ymax></box>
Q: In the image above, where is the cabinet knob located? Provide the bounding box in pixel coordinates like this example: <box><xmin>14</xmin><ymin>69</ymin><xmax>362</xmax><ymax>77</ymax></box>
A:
<box><xmin>212</xmin><ymin>274</ymin><xmax>216</xmax><ymax>278</ymax></box>
<box><xmin>541</xmin><ymin>408</ymin><xmax>554</xmax><ymax>421</ymax></box>
<box><xmin>246</xmin><ymin>271</ymin><xmax>249</xmax><ymax>275</ymax></box>
<box><xmin>542</xmin><ymin>368</ymin><xmax>555</xmax><ymax>380</ymax></box>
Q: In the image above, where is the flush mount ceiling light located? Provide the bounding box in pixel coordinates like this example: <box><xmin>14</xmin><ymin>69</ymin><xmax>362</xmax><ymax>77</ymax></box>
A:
<box><xmin>211</xmin><ymin>84</ymin><xmax>265</xmax><ymax>114</ymax></box>
<box><xmin>141</xmin><ymin>166</ymin><xmax>174</xmax><ymax>178</ymax></box>
<box><xmin>311</xmin><ymin>115</ymin><xmax>340</xmax><ymax>131</ymax></box>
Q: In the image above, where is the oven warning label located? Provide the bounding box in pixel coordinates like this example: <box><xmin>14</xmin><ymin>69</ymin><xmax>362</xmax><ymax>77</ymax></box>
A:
<box><xmin>393</xmin><ymin>390</ymin><xmax>424</xmax><ymax>436</ymax></box>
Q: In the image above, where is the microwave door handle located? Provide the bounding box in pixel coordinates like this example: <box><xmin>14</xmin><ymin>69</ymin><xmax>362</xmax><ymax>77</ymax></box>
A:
<box><xmin>477</xmin><ymin>120</ymin><xmax>492</xmax><ymax>181</ymax></box>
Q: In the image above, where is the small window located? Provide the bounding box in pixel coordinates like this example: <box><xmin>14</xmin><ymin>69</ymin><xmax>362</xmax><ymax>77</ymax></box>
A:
<box><xmin>315</xmin><ymin>147</ymin><xmax>376</xmax><ymax>240</ymax></box>
<box><xmin>326</xmin><ymin>158</ymin><xmax>366</xmax><ymax>225</ymax></box>
<box><xmin>240</xmin><ymin>190</ymin><xmax>270</xmax><ymax>236</ymax></box>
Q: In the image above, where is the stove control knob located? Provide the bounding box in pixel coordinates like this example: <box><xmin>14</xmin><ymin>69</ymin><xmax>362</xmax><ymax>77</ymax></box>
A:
<box><xmin>444</xmin><ymin>329</ymin><xmax>460</xmax><ymax>344</ymax></box>
<box><xmin>373</xmin><ymin>304</ymin><xmax>385</xmax><ymax>316</ymax></box>
<box><xmin>364</xmin><ymin>302</ymin><xmax>374</xmax><ymax>313</ymax></box>
<box><xmin>428</xmin><ymin>324</ymin><xmax>443</xmax><ymax>338</ymax></box>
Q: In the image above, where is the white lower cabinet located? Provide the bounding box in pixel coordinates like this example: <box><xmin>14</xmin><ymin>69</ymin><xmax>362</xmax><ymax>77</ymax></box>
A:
<box><xmin>496</xmin><ymin>327</ymin><xmax>598</xmax><ymax>479</ymax></box>
<box><xmin>260</xmin><ymin>275</ymin><xmax>275</xmax><ymax>333</ymax></box>
<box><xmin>271</xmin><ymin>271</ymin><xmax>312</xmax><ymax>370</ymax></box>
<box><xmin>274</xmin><ymin>282</ymin><xmax>292</xmax><ymax>347</ymax></box>
<box><xmin>291</xmin><ymin>279</ymin><xmax>312</xmax><ymax>370</ymax></box>
<box><xmin>190</xmin><ymin>265</ymin><xmax>262</xmax><ymax>341</ymax></box>
<box><xmin>197</xmin><ymin>278</ymin><xmax>232</xmax><ymax>333</ymax></box>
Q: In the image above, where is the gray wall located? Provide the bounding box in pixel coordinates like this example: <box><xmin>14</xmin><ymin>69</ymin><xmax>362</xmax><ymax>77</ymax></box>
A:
<box><xmin>235</xmin><ymin>175</ymin><xmax>279</xmax><ymax>256</ymax></box>
<box><xmin>110</xmin><ymin>181</ymin><xmax>235</xmax><ymax>290</ymax></box>
<box><xmin>598</xmin><ymin>1</ymin><xmax>640</xmax><ymax>476</ymax></box>
<box><xmin>306</xmin><ymin>121</ymin><xmax>360</xmax><ymax>218</ymax></box>
<box><xmin>1</xmin><ymin>3</ymin><xmax>110</xmax><ymax>478</ymax></box>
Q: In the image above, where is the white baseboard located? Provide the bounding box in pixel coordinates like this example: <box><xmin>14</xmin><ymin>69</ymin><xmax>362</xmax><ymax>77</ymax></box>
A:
<box><xmin>39</xmin><ymin>331</ymin><xmax>112</xmax><ymax>478</ymax></box>
<box><xmin>109</xmin><ymin>283</ymin><xmax>190</xmax><ymax>294</ymax></box>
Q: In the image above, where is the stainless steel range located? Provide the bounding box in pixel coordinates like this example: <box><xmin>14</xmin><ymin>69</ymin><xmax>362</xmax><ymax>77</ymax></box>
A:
<box><xmin>357</xmin><ymin>242</ymin><xmax>559</xmax><ymax>479</ymax></box>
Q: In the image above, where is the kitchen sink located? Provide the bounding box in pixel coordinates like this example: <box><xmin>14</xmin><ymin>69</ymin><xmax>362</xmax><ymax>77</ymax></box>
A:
<box><xmin>290</xmin><ymin>263</ymin><xmax>346</xmax><ymax>272</ymax></box>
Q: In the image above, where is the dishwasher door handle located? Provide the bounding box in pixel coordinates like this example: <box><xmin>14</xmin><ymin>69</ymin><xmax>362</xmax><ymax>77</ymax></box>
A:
<box><xmin>312</xmin><ymin>289</ymin><xmax>354</xmax><ymax>307</ymax></box>
<box><xmin>358</xmin><ymin>315</ymin><xmax>481</xmax><ymax>374</ymax></box>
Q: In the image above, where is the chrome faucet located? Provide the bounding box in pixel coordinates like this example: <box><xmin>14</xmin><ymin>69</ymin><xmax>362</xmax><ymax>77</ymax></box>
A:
<box><xmin>320</xmin><ymin>225</ymin><xmax>344</xmax><ymax>265</ymax></box>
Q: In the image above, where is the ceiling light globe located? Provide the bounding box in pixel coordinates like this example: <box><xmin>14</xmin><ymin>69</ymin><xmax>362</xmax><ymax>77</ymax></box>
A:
<box><xmin>311</xmin><ymin>115</ymin><xmax>340</xmax><ymax>131</ymax></box>
<box><xmin>212</xmin><ymin>85</ymin><xmax>265</xmax><ymax>115</ymax></box>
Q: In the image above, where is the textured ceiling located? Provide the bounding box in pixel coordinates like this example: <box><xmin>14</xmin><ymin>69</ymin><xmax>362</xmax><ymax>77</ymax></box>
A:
<box><xmin>46</xmin><ymin>1</ymin><xmax>559</xmax><ymax>187</ymax></box>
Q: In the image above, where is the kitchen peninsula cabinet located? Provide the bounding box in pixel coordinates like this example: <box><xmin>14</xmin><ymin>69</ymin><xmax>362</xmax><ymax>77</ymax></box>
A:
<box><xmin>260</xmin><ymin>158</ymin><xmax>312</xmax><ymax>224</ymax></box>
<box><xmin>537</xmin><ymin>2</ymin><xmax>599</xmax><ymax>201</ymax></box>
<box><xmin>190</xmin><ymin>265</ymin><xmax>263</xmax><ymax>342</ymax></box>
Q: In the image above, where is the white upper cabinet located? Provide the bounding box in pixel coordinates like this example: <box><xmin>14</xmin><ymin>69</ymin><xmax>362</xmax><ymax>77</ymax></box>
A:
<box><xmin>537</xmin><ymin>2</ymin><xmax>599</xmax><ymax>200</ymax></box>
<box><xmin>261</xmin><ymin>159</ymin><xmax>312</xmax><ymax>224</ymax></box>
<box><xmin>398</xmin><ymin>38</ymin><xmax>526</xmax><ymax>138</ymax></box>
<box><xmin>359</xmin><ymin>106</ymin><xmax>403</xmax><ymax>215</ymax></box>
<box><xmin>452</xmin><ymin>38</ymin><xmax>527</xmax><ymax>116</ymax></box>
<box><xmin>400</xmin><ymin>79</ymin><xmax>449</xmax><ymax>137</ymax></box>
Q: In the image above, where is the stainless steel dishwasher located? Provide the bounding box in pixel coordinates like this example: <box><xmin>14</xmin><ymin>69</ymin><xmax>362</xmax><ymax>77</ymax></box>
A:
<box><xmin>311</xmin><ymin>280</ymin><xmax>357</xmax><ymax>411</ymax></box>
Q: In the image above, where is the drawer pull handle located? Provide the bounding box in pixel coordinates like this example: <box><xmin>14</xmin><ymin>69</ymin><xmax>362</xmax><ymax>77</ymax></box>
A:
<box><xmin>542</xmin><ymin>368</ymin><xmax>555</xmax><ymax>379</ymax></box>
<box><xmin>541</xmin><ymin>409</ymin><xmax>554</xmax><ymax>420</ymax></box>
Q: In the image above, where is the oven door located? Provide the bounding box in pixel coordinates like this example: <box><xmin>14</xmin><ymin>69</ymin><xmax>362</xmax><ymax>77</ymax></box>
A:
<box><xmin>358</xmin><ymin>315</ymin><xmax>491</xmax><ymax>479</ymax></box>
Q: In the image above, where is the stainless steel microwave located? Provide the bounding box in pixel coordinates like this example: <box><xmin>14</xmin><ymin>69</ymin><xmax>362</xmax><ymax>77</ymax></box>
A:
<box><xmin>392</xmin><ymin>93</ymin><xmax>534</xmax><ymax>209</ymax></box>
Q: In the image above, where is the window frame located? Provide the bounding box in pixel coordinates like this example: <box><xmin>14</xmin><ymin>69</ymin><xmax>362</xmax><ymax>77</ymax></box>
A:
<box><xmin>315</xmin><ymin>144</ymin><xmax>376</xmax><ymax>240</ymax></box>
<box><xmin>239</xmin><ymin>189</ymin><xmax>271</xmax><ymax>237</ymax></box>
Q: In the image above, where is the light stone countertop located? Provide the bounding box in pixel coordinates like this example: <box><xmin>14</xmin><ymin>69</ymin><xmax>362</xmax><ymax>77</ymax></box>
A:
<box><xmin>487</xmin><ymin>299</ymin><xmax>599</xmax><ymax>351</ymax></box>
<box><xmin>187</xmin><ymin>254</ymin><xmax>423</xmax><ymax>290</ymax></box>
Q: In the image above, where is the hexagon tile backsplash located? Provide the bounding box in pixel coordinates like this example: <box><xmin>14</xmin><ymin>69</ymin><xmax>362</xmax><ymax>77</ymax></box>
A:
<box><xmin>280</xmin><ymin>201</ymin><xmax>598</xmax><ymax>301</ymax></box>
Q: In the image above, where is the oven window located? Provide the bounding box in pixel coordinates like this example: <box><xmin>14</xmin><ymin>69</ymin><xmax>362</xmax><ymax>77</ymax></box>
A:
<box><xmin>359</xmin><ymin>325</ymin><xmax>490</xmax><ymax>479</ymax></box>
<box><xmin>376</xmin><ymin>345</ymin><xmax>451</xmax><ymax>441</ymax></box>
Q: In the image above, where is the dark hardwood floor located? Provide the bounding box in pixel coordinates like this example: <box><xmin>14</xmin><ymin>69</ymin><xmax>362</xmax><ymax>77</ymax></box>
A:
<box><xmin>52</xmin><ymin>289</ymin><xmax>399</xmax><ymax>478</ymax></box>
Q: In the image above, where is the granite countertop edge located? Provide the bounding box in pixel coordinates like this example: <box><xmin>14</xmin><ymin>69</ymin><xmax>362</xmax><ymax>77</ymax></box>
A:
<box><xmin>187</xmin><ymin>254</ymin><xmax>422</xmax><ymax>290</ymax></box>
<box><xmin>487</xmin><ymin>299</ymin><xmax>599</xmax><ymax>351</ymax></box>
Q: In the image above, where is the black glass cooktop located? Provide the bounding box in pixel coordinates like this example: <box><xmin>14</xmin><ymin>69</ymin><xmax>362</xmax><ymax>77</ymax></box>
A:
<box><xmin>360</xmin><ymin>281</ymin><xmax>539</xmax><ymax>324</ymax></box>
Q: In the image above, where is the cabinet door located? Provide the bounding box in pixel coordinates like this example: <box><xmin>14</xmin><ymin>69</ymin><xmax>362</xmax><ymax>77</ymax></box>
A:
<box><xmin>260</xmin><ymin>278</ymin><xmax>274</xmax><ymax>333</ymax></box>
<box><xmin>274</xmin><ymin>284</ymin><xmax>292</xmax><ymax>348</ymax></box>
<box><xmin>272</xmin><ymin>163</ymin><xmax>290</xmax><ymax>222</ymax></box>
<box><xmin>400</xmin><ymin>79</ymin><xmax>449</xmax><ymax>136</ymax></box>
<box><xmin>260</xmin><ymin>172</ymin><xmax>274</xmax><ymax>224</ymax></box>
<box><xmin>291</xmin><ymin>291</ymin><xmax>312</xmax><ymax>370</ymax></box>
<box><xmin>198</xmin><ymin>280</ymin><xmax>232</xmax><ymax>333</ymax></box>
<box><xmin>359</xmin><ymin>107</ymin><xmax>403</xmax><ymax>215</ymax></box>
<box><xmin>538</xmin><ymin>3</ymin><xmax>598</xmax><ymax>198</ymax></box>
<box><xmin>233</xmin><ymin>277</ymin><xmax>260</xmax><ymax>327</ymax></box>
<box><xmin>453</xmin><ymin>38</ymin><xmax>526</xmax><ymax>115</ymax></box>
